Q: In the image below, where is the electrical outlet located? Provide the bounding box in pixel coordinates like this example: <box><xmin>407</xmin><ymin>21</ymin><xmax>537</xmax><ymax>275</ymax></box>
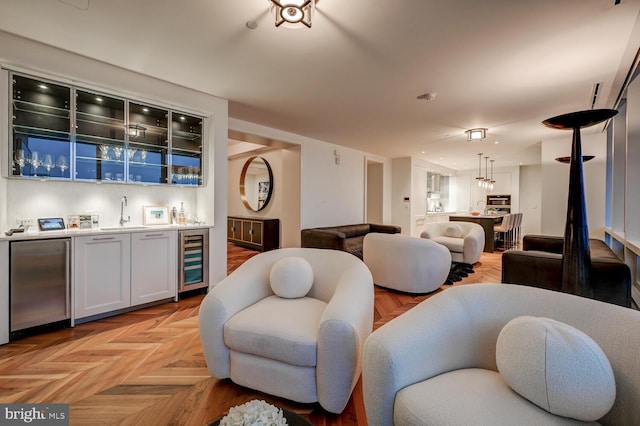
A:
<box><xmin>16</xmin><ymin>218</ymin><xmax>35</xmax><ymax>228</ymax></box>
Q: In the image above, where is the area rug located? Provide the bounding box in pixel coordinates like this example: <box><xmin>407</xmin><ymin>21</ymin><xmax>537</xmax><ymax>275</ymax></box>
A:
<box><xmin>444</xmin><ymin>262</ymin><xmax>474</xmax><ymax>285</ymax></box>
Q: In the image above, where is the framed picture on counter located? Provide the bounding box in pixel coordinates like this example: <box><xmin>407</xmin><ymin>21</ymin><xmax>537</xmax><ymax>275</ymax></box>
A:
<box><xmin>143</xmin><ymin>206</ymin><xmax>170</xmax><ymax>226</ymax></box>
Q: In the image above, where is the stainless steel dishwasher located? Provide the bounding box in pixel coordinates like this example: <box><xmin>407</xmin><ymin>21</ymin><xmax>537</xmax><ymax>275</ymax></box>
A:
<box><xmin>10</xmin><ymin>238</ymin><xmax>71</xmax><ymax>338</ymax></box>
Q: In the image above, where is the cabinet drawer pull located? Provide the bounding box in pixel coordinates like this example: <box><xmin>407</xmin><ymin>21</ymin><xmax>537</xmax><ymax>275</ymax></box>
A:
<box><xmin>93</xmin><ymin>237</ymin><xmax>116</xmax><ymax>241</ymax></box>
<box><xmin>145</xmin><ymin>233</ymin><xmax>164</xmax><ymax>237</ymax></box>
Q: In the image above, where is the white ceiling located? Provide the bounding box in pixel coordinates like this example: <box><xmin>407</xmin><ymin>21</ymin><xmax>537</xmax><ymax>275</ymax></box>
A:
<box><xmin>1</xmin><ymin>0</ymin><xmax>639</xmax><ymax>170</ymax></box>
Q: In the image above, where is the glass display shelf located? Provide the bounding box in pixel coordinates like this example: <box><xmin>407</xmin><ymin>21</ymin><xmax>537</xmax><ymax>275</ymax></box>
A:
<box><xmin>9</xmin><ymin>72</ymin><xmax>204</xmax><ymax>187</ymax></box>
<box><xmin>13</xmin><ymin>125</ymin><xmax>71</xmax><ymax>140</ymax></box>
<box><xmin>13</xmin><ymin>99</ymin><xmax>70</xmax><ymax>119</ymax></box>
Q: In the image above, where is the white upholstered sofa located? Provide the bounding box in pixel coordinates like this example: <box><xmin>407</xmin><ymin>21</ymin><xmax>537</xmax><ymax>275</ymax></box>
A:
<box><xmin>363</xmin><ymin>232</ymin><xmax>451</xmax><ymax>293</ymax></box>
<box><xmin>199</xmin><ymin>248</ymin><xmax>374</xmax><ymax>414</ymax></box>
<box><xmin>362</xmin><ymin>283</ymin><xmax>640</xmax><ymax>426</ymax></box>
<box><xmin>420</xmin><ymin>221</ymin><xmax>484</xmax><ymax>264</ymax></box>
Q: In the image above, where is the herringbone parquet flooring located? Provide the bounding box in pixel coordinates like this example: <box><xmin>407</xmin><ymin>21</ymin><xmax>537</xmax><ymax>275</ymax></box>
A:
<box><xmin>0</xmin><ymin>243</ymin><xmax>504</xmax><ymax>425</ymax></box>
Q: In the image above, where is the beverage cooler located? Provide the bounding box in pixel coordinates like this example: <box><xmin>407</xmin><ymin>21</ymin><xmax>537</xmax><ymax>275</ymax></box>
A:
<box><xmin>178</xmin><ymin>229</ymin><xmax>209</xmax><ymax>294</ymax></box>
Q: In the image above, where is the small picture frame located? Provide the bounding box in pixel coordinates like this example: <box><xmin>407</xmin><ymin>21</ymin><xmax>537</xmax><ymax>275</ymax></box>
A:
<box><xmin>143</xmin><ymin>206</ymin><xmax>170</xmax><ymax>226</ymax></box>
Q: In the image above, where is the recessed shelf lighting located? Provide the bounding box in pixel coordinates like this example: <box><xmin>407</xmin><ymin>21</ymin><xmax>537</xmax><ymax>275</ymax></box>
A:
<box><xmin>142</xmin><ymin>107</ymin><xmax>149</xmax><ymax>112</ymax></box>
<box><xmin>95</xmin><ymin>97</ymin><xmax>103</xmax><ymax>102</ymax></box>
<box><xmin>38</xmin><ymin>84</ymin><xmax>48</xmax><ymax>90</ymax></box>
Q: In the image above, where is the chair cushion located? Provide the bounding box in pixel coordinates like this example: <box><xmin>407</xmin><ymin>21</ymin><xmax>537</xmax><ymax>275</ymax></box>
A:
<box><xmin>496</xmin><ymin>316</ymin><xmax>615</xmax><ymax>421</ymax></box>
<box><xmin>444</xmin><ymin>223</ymin><xmax>463</xmax><ymax>237</ymax></box>
<box><xmin>224</xmin><ymin>296</ymin><xmax>327</xmax><ymax>367</ymax></box>
<box><xmin>270</xmin><ymin>256</ymin><xmax>314</xmax><ymax>298</ymax></box>
<box><xmin>431</xmin><ymin>236</ymin><xmax>464</xmax><ymax>253</ymax></box>
<box><xmin>395</xmin><ymin>368</ymin><xmax>592</xmax><ymax>425</ymax></box>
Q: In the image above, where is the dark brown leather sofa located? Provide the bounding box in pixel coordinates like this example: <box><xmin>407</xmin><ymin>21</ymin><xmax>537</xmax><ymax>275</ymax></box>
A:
<box><xmin>301</xmin><ymin>223</ymin><xmax>401</xmax><ymax>259</ymax></box>
<box><xmin>501</xmin><ymin>235</ymin><xmax>631</xmax><ymax>308</ymax></box>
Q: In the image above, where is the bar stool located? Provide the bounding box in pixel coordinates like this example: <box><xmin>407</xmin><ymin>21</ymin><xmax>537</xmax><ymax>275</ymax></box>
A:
<box><xmin>494</xmin><ymin>214</ymin><xmax>514</xmax><ymax>250</ymax></box>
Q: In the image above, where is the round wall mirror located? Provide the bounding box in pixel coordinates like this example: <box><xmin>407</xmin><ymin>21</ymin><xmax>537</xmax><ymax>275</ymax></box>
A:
<box><xmin>240</xmin><ymin>156</ymin><xmax>273</xmax><ymax>212</ymax></box>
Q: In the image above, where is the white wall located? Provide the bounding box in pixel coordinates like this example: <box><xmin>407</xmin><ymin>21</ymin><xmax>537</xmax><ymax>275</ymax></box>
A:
<box><xmin>229</xmin><ymin>118</ymin><xmax>393</xmax><ymax>233</ymax></box>
<box><xmin>391</xmin><ymin>157</ymin><xmax>412</xmax><ymax>235</ymax></box>
<box><xmin>540</xmin><ymin>132</ymin><xmax>607</xmax><ymax>238</ymax></box>
<box><xmin>519</xmin><ymin>165</ymin><xmax>542</xmax><ymax>236</ymax></box>
<box><xmin>0</xmin><ymin>32</ymin><xmax>229</xmax><ymax>285</ymax></box>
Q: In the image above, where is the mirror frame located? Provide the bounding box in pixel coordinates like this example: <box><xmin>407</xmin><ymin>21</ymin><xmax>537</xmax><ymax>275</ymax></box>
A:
<box><xmin>240</xmin><ymin>156</ymin><xmax>274</xmax><ymax>212</ymax></box>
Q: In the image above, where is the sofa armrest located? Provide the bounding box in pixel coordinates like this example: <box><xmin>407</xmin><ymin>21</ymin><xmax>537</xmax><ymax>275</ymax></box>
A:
<box><xmin>301</xmin><ymin>229</ymin><xmax>347</xmax><ymax>251</ymax></box>
<box><xmin>369</xmin><ymin>224</ymin><xmax>401</xmax><ymax>234</ymax></box>
<box><xmin>501</xmin><ymin>249</ymin><xmax>563</xmax><ymax>289</ymax></box>
<box><xmin>317</xmin><ymin>264</ymin><xmax>374</xmax><ymax>414</ymax></box>
<box><xmin>199</xmin><ymin>258</ymin><xmax>272</xmax><ymax>379</ymax></box>
<box><xmin>362</xmin><ymin>291</ymin><xmax>482</xmax><ymax>426</ymax></box>
<box><xmin>522</xmin><ymin>234</ymin><xmax>564</xmax><ymax>253</ymax></box>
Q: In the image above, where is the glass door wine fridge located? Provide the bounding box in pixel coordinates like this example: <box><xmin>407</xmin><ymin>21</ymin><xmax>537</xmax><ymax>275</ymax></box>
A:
<box><xmin>178</xmin><ymin>228</ymin><xmax>209</xmax><ymax>294</ymax></box>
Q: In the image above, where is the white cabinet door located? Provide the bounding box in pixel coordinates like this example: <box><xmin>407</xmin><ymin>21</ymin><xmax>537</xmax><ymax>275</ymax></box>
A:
<box><xmin>131</xmin><ymin>230</ymin><xmax>177</xmax><ymax>306</ymax></box>
<box><xmin>74</xmin><ymin>234</ymin><xmax>131</xmax><ymax>320</ymax></box>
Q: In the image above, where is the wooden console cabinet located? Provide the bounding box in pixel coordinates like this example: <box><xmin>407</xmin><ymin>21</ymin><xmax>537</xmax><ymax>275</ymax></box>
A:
<box><xmin>227</xmin><ymin>216</ymin><xmax>280</xmax><ymax>252</ymax></box>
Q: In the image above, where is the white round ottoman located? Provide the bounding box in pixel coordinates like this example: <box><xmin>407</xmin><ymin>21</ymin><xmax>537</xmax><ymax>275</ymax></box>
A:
<box><xmin>363</xmin><ymin>233</ymin><xmax>451</xmax><ymax>294</ymax></box>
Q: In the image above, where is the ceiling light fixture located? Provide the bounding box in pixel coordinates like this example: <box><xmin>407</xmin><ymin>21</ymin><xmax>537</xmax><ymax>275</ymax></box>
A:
<box><xmin>466</xmin><ymin>128</ymin><xmax>487</xmax><ymax>141</ymax></box>
<box><xmin>270</xmin><ymin>0</ymin><xmax>315</xmax><ymax>28</ymax></box>
<box><xmin>417</xmin><ymin>93</ymin><xmax>437</xmax><ymax>101</ymax></box>
<box><xmin>127</xmin><ymin>124</ymin><xmax>146</xmax><ymax>138</ymax></box>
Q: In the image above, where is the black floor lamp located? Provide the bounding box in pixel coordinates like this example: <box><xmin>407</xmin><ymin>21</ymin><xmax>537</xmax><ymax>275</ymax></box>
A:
<box><xmin>542</xmin><ymin>109</ymin><xmax>618</xmax><ymax>297</ymax></box>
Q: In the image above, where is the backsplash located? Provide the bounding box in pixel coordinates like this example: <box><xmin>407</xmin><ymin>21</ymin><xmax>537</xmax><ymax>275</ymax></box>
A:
<box><xmin>5</xmin><ymin>179</ymin><xmax>200</xmax><ymax>231</ymax></box>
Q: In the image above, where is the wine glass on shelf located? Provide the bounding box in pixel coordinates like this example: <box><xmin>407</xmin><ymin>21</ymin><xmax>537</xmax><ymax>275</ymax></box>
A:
<box><xmin>57</xmin><ymin>155</ymin><xmax>68</xmax><ymax>176</ymax></box>
<box><xmin>127</xmin><ymin>147</ymin><xmax>137</xmax><ymax>162</ymax></box>
<box><xmin>13</xmin><ymin>149</ymin><xmax>26</xmax><ymax>176</ymax></box>
<box><xmin>113</xmin><ymin>146</ymin><xmax>123</xmax><ymax>160</ymax></box>
<box><xmin>43</xmin><ymin>154</ymin><xmax>54</xmax><ymax>175</ymax></box>
<box><xmin>99</xmin><ymin>144</ymin><xmax>110</xmax><ymax>160</ymax></box>
<box><xmin>140</xmin><ymin>149</ymin><xmax>147</xmax><ymax>163</ymax></box>
<box><xmin>29</xmin><ymin>151</ymin><xmax>41</xmax><ymax>175</ymax></box>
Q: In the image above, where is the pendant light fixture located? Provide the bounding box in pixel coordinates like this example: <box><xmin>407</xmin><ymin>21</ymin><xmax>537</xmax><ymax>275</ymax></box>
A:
<box><xmin>489</xmin><ymin>159</ymin><xmax>495</xmax><ymax>190</ymax></box>
<box><xmin>476</xmin><ymin>153</ymin><xmax>484</xmax><ymax>187</ymax></box>
<box><xmin>483</xmin><ymin>156</ymin><xmax>490</xmax><ymax>188</ymax></box>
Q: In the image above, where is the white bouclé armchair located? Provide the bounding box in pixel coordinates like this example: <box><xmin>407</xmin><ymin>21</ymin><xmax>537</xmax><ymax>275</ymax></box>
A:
<box><xmin>199</xmin><ymin>248</ymin><xmax>374</xmax><ymax>414</ymax></box>
<box><xmin>362</xmin><ymin>284</ymin><xmax>640</xmax><ymax>426</ymax></box>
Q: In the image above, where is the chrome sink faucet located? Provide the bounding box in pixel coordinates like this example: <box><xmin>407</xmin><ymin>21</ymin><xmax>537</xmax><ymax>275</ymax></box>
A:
<box><xmin>120</xmin><ymin>196</ymin><xmax>130</xmax><ymax>226</ymax></box>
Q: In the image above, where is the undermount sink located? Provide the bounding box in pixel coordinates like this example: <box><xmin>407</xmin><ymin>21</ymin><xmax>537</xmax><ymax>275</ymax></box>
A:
<box><xmin>100</xmin><ymin>225</ymin><xmax>147</xmax><ymax>231</ymax></box>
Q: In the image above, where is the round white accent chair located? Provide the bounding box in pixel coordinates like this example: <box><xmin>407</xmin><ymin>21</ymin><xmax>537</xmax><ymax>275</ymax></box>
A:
<box><xmin>199</xmin><ymin>248</ymin><xmax>374</xmax><ymax>414</ymax></box>
<box><xmin>362</xmin><ymin>283</ymin><xmax>640</xmax><ymax>426</ymax></box>
<box><xmin>363</xmin><ymin>233</ymin><xmax>451</xmax><ymax>294</ymax></box>
<box><xmin>420</xmin><ymin>221</ymin><xmax>485</xmax><ymax>264</ymax></box>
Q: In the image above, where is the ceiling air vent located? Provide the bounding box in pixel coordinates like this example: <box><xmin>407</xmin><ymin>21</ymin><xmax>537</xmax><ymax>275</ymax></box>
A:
<box><xmin>590</xmin><ymin>82</ymin><xmax>602</xmax><ymax>109</ymax></box>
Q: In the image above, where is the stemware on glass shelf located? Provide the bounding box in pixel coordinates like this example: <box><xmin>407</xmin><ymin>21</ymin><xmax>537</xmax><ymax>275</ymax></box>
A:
<box><xmin>57</xmin><ymin>155</ymin><xmax>68</xmax><ymax>174</ymax></box>
<box><xmin>29</xmin><ymin>151</ymin><xmax>42</xmax><ymax>174</ymax></box>
<box><xmin>99</xmin><ymin>144</ymin><xmax>111</xmax><ymax>160</ymax></box>
<box><xmin>140</xmin><ymin>149</ymin><xmax>147</xmax><ymax>163</ymax></box>
<box><xmin>113</xmin><ymin>146</ymin><xmax>123</xmax><ymax>160</ymax></box>
<box><xmin>43</xmin><ymin>154</ymin><xmax>54</xmax><ymax>174</ymax></box>
<box><xmin>127</xmin><ymin>148</ymin><xmax>137</xmax><ymax>161</ymax></box>
<box><xmin>13</xmin><ymin>149</ymin><xmax>26</xmax><ymax>175</ymax></box>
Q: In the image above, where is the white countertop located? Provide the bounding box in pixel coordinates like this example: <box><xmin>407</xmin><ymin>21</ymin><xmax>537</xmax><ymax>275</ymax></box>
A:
<box><xmin>0</xmin><ymin>223</ymin><xmax>212</xmax><ymax>241</ymax></box>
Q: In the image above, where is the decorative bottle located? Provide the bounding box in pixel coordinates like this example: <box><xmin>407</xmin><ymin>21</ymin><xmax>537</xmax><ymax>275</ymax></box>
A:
<box><xmin>178</xmin><ymin>202</ymin><xmax>186</xmax><ymax>225</ymax></box>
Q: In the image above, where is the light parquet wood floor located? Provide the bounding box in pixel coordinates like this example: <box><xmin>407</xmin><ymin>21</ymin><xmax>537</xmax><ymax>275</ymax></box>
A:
<box><xmin>0</xmin><ymin>243</ymin><xmax>504</xmax><ymax>425</ymax></box>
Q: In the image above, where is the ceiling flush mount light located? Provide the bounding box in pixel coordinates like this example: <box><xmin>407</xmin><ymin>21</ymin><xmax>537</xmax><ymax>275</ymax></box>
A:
<box><xmin>127</xmin><ymin>124</ymin><xmax>146</xmax><ymax>138</ymax></box>
<box><xmin>270</xmin><ymin>0</ymin><xmax>315</xmax><ymax>28</ymax></box>
<box><xmin>466</xmin><ymin>128</ymin><xmax>487</xmax><ymax>141</ymax></box>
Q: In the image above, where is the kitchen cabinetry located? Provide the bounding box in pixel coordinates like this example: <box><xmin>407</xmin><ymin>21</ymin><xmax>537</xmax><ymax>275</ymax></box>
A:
<box><xmin>74</xmin><ymin>230</ymin><xmax>178</xmax><ymax>321</ymax></box>
<box><xmin>227</xmin><ymin>216</ymin><xmax>279</xmax><ymax>252</ymax></box>
<box><xmin>8</xmin><ymin>71</ymin><xmax>204</xmax><ymax>186</ymax></box>
<box><xmin>131</xmin><ymin>230</ymin><xmax>177</xmax><ymax>306</ymax></box>
<box><xmin>74</xmin><ymin>233</ymin><xmax>131</xmax><ymax>320</ymax></box>
<box><xmin>11</xmin><ymin>74</ymin><xmax>72</xmax><ymax>179</ymax></box>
